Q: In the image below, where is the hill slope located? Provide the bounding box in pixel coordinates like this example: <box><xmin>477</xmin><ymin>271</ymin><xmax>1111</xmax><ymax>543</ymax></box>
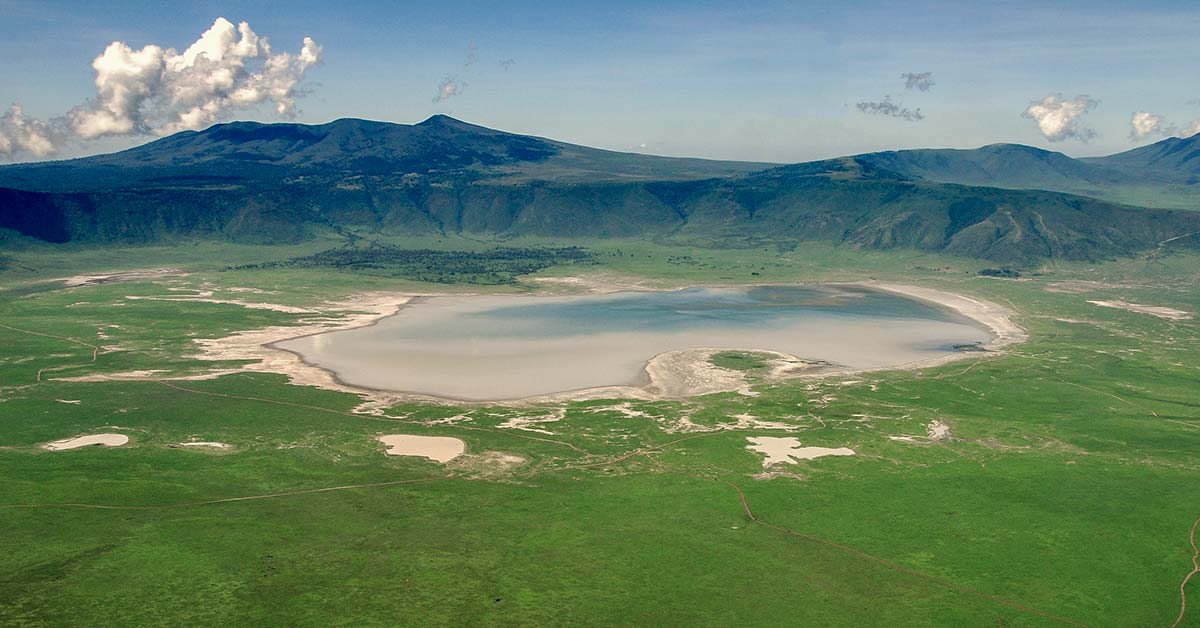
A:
<box><xmin>1082</xmin><ymin>134</ymin><xmax>1200</xmax><ymax>183</ymax></box>
<box><xmin>850</xmin><ymin>139</ymin><xmax>1200</xmax><ymax>209</ymax></box>
<box><xmin>0</xmin><ymin>116</ymin><xmax>773</xmax><ymax>192</ymax></box>
<box><xmin>1</xmin><ymin>118</ymin><xmax>1199</xmax><ymax>264</ymax></box>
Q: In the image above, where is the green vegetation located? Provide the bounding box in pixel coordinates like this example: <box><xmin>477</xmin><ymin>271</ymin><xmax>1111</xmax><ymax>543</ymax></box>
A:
<box><xmin>1</xmin><ymin>241</ymin><xmax>1199</xmax><ymax>626</ymax></box>
<box><xmin>978</xmin><ymin>267</ymin><xmax>1022</xmax><ymax>278</ymax></box>
<box><xmin>709</xmin><ymin>351</ymin><xmax>772</xmax><ymax>373</ymax></box>
<box><xmin>3</xmin><ymin>118</ymin><xmax>1199</xmax><ymax>264</ymax></box>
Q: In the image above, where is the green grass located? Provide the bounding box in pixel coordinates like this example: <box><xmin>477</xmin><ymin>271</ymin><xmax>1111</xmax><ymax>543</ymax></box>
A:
<box><xmin>1</xmin><ymin>240</ymin><xmax>1199</xmax><ymax>626</ymax></box>
<box><xmin>709</xmin><ymin>351</ymin><xmax>772</xmax><ymax>373</ymax></box>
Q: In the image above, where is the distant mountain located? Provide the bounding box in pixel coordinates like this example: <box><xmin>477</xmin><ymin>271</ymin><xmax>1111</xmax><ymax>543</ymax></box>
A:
<box><xmin>0</xmin><ymin>116</ymin><xmax>773</xmax><ymax>192</ymax></box>
<box><xmin>1082</xmin><ymin>134</ymin><xmax>1200</xmax><ymax>183</ymax></box>
<box><xmin>849</xmin><ymin>139</ymin><xmax>1200</xmax><ymax>209</ymax></box>
<box><xmin>1</xmin><ymin>117</ymin><xmax>1198</xmax><ymax>264</ymax></box>
<box><xmin>856</xmin><ymin>144</ymin><xmax>1123</xmax><ymax>189</ymax></box>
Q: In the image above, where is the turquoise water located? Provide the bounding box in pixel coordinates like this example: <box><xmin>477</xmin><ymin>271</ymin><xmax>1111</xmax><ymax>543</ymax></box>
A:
<box><xmin>278</xmin><ymin>286</ymin><xmax>992</xmax><ymax>400</ymax></box>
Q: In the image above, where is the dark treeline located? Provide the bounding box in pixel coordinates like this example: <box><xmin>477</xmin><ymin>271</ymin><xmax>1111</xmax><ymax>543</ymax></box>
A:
<box><xmin>230</xmin><ymin>244</ymin><xmax>594</xmax><ymax>284</ymax></box>
<box><xmin>977</xmin><ymin>267</ymin><xmax>1022</xmax><ymax>278</ymax></box>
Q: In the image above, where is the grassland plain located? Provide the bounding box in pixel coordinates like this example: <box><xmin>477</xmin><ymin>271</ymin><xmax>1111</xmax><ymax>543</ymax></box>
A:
<box><xmin>0</xmin><ymin>237</ymin><xmax>1198</xmax><ymax>627</ymax></box>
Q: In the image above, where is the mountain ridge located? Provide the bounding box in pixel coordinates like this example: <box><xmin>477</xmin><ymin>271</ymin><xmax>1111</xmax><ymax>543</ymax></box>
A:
<box><xmin>1</xmin><ymin>117</ymin><xmax>1198</xmax><ymax>264</ymax></box>
<box><xmin>0</xmin><ymin>116</ymin><xmax>774</xmax><ymax>192</ymax></box>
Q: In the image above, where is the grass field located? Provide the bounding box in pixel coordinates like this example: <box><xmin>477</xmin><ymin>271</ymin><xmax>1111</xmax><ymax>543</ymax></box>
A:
<box><xmin>1</xmin><ymin>238</ymin><xmax>1198</xmax><ymax>626</ymax></box>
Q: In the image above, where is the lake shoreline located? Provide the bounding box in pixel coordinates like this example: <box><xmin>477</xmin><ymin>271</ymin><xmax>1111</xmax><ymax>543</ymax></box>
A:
<box><xmin>211</xmin><ymin>281</ymin><xmax>1023</xmax><ymax>405</ymax></box>
<box><xmin>66</xmin><ymin>280</ymin><xmax>1024</xmax><ymax>406</ymax></box>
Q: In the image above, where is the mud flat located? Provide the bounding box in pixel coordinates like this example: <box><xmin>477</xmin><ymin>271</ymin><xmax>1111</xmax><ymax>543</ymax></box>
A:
<box><xmin>377</xmin><ymin>435</ymin><xmax>466</xmax><ymax>463</ymax></box>
<box><xmin>641</xmin><ymin>348</ymin><xmax>824</xmax><ymax>399</ymax></box>
<box><xmin>43</xmin><ymin>433</ymin><xmax>129</xmax><ymax>451</ymax></box>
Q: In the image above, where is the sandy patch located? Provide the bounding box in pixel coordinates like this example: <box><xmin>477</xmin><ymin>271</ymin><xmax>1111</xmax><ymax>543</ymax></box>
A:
<box><xmin>177</xmin><ymin>441</ymin><xmax>232</xmax><ymax>449</ymax></box>
<box><xmin>646</xmin><ymin>348</ymin><xmax>750</xmax><ymax>398</ymax></box>
<box><xmin>43</xmin><ymin>433</ymin><xmax>129</xmax><ymax>451</ymax></box>
<box><xmin>377</xmin><ymin>434</ymin><xmax>466</xmax><ymax>463</ymax></box>
<box><xmin>56</xmin><ymin>369</ymin><xmax>168</xmax><ymax>382</ymax></box>
<box><xmin>745</xmin><ymin>436</ymin><xmax>855</xmax><ymax>467</ymax></box>
<box><xmin>62</xmin><ymin>268</ymin><xmax>184</xmax><ymax>287</ymax></box>
<box><xmin>125</xmin><ymin>291</ymin><xmax>316</xmax><ymax>314</ymax></box>
<box><xmin>226</xmin><ymin>287</ymin><xmax>276</xmax><ymax>294</ymax></box>
<box><xmin>199</xmin><ymin>292</ymin><xmax>415</xmax><ymax>391</ymax></box>
<box><xmin>55</xmin><ymin>399</ymin><xmax>82</xmax><ymax>405</ymax></box>
<box><xmin>497</xmin><ymin>408</ymin><xmax>566</xmax><ymax>435</ymax></box>
<box><xmin>753</xmin><ymin>469</ymin><xmax>808</xmax><ymax>481</ymax></box>
<box><xmin>580</xmin><ymin>403</ymin><xmax>801</xmax><ymax>435</ymax></box>
<box><xmin>890</xmin><ymin>420</ymin><xmax>953</xmax><ymax>444</ymax></box>
<box><xmin>449</xmin><ymin>451</ymin><xmax>527</xmax><ymax>475</ymax></box>
<box><xmin>1043</xmin><ymin>280</ymin><xmax>1134</xmax><ymax>294</ymax></box>
<box><xmin>525</xmin><ymin>347</ymin><xmax>826</xmax><ymax>404</ymax></box>
<box><xmin>1087</xmin><ymin>300</ymin><xmax>1192</xmax><ymax>321</ymax></box>
<box><xmin>927</xmin><ymin>420</ymin><xmax>951</xmax><ymax>440</ymax></box>
<box><xmin>729</xmin><ymin>413</ymin><xmax>800</xmax><ymax>431</ymax></box>
<box><xmin>526</xmin><ymin>273</ymin><xmax>658</xmax><ymax>294</ymax></box>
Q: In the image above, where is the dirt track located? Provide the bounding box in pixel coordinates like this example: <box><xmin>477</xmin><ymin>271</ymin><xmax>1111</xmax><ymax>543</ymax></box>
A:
<box><xmin>1170</xmin><ymin>516</ymin><xmax>1200</xmax><ymax>628</ymax></box>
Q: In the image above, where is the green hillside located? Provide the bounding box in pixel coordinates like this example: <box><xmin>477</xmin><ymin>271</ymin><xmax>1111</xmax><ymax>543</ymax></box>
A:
<box><xmin>2</xmin><ymin>118</ymin><xmax>1199</xmax><ymax>265</ymax></box>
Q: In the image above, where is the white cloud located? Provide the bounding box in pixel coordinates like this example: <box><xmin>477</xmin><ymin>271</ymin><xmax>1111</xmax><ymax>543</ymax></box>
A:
<box><xmin>1</xmin><ymin>17</ymin><xmax>321</xmax><ymax>161</ymax></box>
<box><xmin>1022</xmin><ymin>94</ymin><xmax>1098</xmax><ymax>142</ymax></box>
<box><xmin>71</xmin><ymin>18</ymin><xmax>322</xmax><ymax>138</ymax></box>
<box><xmin>0</xmin><ymin>105</ymin><xmax>66</xmax><ymax>158</ymax></box>
<box><xmin>434</xmin><ymin>76</ymin><xmax>465</xmax><ymax>102</ymax></box>
<box><xmin>1129</xmin><ymin>111</ymin><xmax>1176</xmax><ymax>141</ymax></box>
<box><xmin>1182</xmin><ymin>120</ymin><xmax>1200</xmax><ymax>138</ymax></box>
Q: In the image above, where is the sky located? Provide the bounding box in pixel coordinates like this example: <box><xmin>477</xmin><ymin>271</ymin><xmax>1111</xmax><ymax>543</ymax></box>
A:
<box><xmin>1</xmin><ymin>0</ymin><xmax>1198</xmax><ymax>164</ymax></box>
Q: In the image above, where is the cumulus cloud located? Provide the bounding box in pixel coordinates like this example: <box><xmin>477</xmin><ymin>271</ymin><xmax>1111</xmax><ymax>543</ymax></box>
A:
<box><xmin>902</xmin><ymin>72</ymin><xmax>934</xmax><ymax>92</ymax></box>
<box><xmin>1022</xmin><ymin>94</ymin><xmax>1098</xmax><ymax>142</ymax></box>
<box><xmin>0</xmin><ymin>105</ymin><xmax>68</xmax><ymax>159</ymax></box>
<box><xmin>0</xmin><ymin>17</ymin><xmax>322</xmax><ymax>161</ymax></box>
<box><xmin>1129</xmin><ymin>111</ymin><xmax>1176</xmax><ymax>141</ymax></box>
<box><xmin>434</xmin><ymin>76</ymin><xmax>465</xmax><ymax>102</ymax></box>
<box><xmin>856</xmin><ymin>96</ymin><xmax>924</xmax><ymax>122</ymax></box>
<box><xmin>1128</xmin><ymin>111</ymin><xmax>1200</xmax><ymax>141</ymax></box>
<box><xmin>71</xmin><ymin>18</ymin><xmax>321</xmax><ymax>138</ymax></box>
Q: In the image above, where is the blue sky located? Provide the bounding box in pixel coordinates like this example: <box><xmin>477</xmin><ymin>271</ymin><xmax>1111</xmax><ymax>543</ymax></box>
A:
<box><xmin>1</xmin><ymin>0</ymin><xmax>1198</xmax><ymax>162</ymax></box>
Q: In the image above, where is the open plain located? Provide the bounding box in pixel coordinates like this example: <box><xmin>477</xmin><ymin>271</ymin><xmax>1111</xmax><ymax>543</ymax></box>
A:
<box><xmin>1</xmin><ymin>238</ymin><xmax>1197</xmax><ymax>627</ymax></box>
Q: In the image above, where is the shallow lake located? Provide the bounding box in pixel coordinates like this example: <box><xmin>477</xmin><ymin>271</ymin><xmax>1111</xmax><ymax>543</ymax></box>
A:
<box><xmin>276</xmin><ymin>285</ymin><xmax>992</xmax><ymax>400</ymax></box>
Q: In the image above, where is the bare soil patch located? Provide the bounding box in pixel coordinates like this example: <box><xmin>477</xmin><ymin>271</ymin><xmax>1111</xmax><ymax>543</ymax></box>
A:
<box><xmin>377</xmin><ymin>435</ymin><xmax>466</xmax><ymax>463</ymax></box>
<box><xmin>745</xmin><ymin>436</ymin><xmax>855</xmax><ymax>467</ymax></box>
<box><xmin>176</xmin><ymin>441</ymin><xmax>232</xmax><ymax>449</ymax></box>
<box><xmin>62</xmin><ymin>268</ymin><xmax>185</xmax><ymax>287</ymax></box>
<box><xmin>1087</xmin><ymin>299</ymin><xmax>1192</xmax><ymax>321</ymax></box>
<box><xmin>43</xmin><ymin>433</ymin><xmax>129</xmax><ymax>451</ymax></box>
